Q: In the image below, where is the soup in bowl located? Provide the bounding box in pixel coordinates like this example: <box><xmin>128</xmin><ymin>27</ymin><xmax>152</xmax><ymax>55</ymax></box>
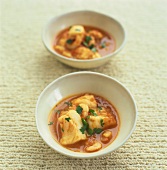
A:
<box><xmin>35</xmin><ymin>72</ymin><xmax>137</xmax><ymax>158</ymax></box>
<box><xmin>48</xmin><ymin>93</ymin><xmax>120</xmax><ymax>153</ymax></box>
<box><xmin>42</xmin><ymin>10</ymin><xmax>126</xmax><ymax>69</ymax></box>
<box><xmin>53</xmin><ymin>25</ymin><xmax>116</xmax><ymax>60</ymax></box>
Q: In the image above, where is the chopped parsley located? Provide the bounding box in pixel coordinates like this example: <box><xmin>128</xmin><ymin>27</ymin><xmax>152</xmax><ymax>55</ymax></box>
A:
<box><xmin>100</xmin><ymin>119</ymin><xmax>104</xmax><ymax>127</ymax></box>
<box><xmin>82</xmin><ymin>118</ymin><xmax>88</xmax><ymax>127</ymax></box>
<box><xmin>90</xmin><ymin>47</ymin><xmax>97</xmax><ymax>52</ymax></box>
<box><xmin>86</xmin><ymin>115</ymin><xmax>90</xmax><ymax>119</ymax></box>
<box><xmin>80</xmin><ymin>118</ymin><xmax>88</xmax><ymax>134</ymax></box>
<box><xmin>66</xmin><ymin>39</ymin><xmax>74</xmax><ymax>44</ymax></box>
<box><xmin>83</xmin><ymin>41</ymin><xmax>88</xmax><ymax>47</ymax></box>
<box><xmin>88</xmin><ymin>44</ymin><xmax>94</xmax><ymax>49</ymax></box>
<box><xmin>65</xmin><ymin>117</ymin><xmax>71</xmax><ymax>122</ymax></box>
<box><xmin>48</xmin><ymin>121</ymin><xmax>53</xmax><ymax>125</ymax></box>
<box><xmin>93</xmin><ymin>128</ymin><xmax>103</xmax><ymax>134</ymax></box>
<box><xmin>64</xmin><ymin>101</ymin><xmax>72</xmax><ymax>107</ymax></box>
<box><xmin>87</xmin><ymin>128</ymin><xmax>103</xmax><ymax>135</ymax></box>
<box><xmin>85</xmin><ymin>36</ymin><xmax>92</xmax><ymax>43</ymax></box>
<box><xmin>87</xmin><ymin>128</ymin><xmax>94</xmax><ymax>135</ymax></box>
<box><xmin>80</xmin><ymin>126</ymin><xmax>86</xmax><ymax>134</ymax></box>
<box><xmin>76</xmin><ymin>105</ymin><xmax>83</xmax><ymax>114</ymax></box>
<box><xmin>82</xmin><ymin>36</ymin><xmax>97</xmax><ymax>52</ymax></box>
<box><xmin>89</xmin><ymin>109</ymin><xmax>97</xmax><ymax>116</ymax></box>
<box><xmin>61</xmin><ymin>128</ymin><xmax>64</xmax><ymax>132</ymax></box>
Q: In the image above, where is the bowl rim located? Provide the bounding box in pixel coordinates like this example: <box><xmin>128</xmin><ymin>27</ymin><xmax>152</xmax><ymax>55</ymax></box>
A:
<box><xmin>35</xmin><ymin>71</ymin><xmax>137</xmax><ymax>158</ymax></box>
<box><xmin>42</xmin><ymin>10</ymin><xmax>127</xmax><ymax>63</ymax></box>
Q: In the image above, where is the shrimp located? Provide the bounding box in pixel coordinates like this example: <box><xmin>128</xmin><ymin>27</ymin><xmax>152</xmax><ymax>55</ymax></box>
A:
<box><xmin>85</xmin><ymin>141</ymin><xmax>102</xmax><ymax>152</ymax></box>
<box><xmin>68</xmin><ymin>25</ymin><xmax>85</xmax><ymax>36</ymax></box>
<box><xmin>58</xmin><ymin>38</ymin><xmax>67</xmax><ymax>46</ymax></box>
<box><xmin>65</xmin><ymin>25</ymin><xmax>85</xmax><ymax>50</ymax></box>
<box><xmin>62</xmin><ymin>51</ymin><xmax>72</xmax><ymax>58</ymax></box>
<box><xmin>54</xmin><ymin>45</ymin><xmax>65</xmax><ymax>53</ymax></box>
<box><xmin>54</xmin><ymin>45</ymin><xmax>72</xmax><ymax>58</ymax></box>
<box><xmin>66</xmin><ymin>35</ymin><xmax>84</xmax><ymax>50</ymax></box>
<box><xmin>88</xmin><ymin>30</ymin><xmax>103</xmax><ymax>39</ymax></box>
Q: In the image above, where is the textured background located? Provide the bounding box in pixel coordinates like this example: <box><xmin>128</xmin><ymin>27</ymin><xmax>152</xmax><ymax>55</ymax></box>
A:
<box><xmin>0</xmin><ymin>0</ymin><xmax>167</xmax><ymax>169</ymax></box>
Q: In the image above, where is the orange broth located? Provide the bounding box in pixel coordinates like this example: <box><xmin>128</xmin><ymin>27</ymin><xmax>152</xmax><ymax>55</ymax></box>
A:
<box><xmin>48</xmin><ymin>93</ymin><xmax>120</xmax><ymax>153</ymax></box>
<box><xmin>53</xmin><ymin>25</ymin><xmax>116</xmax><ymax>59</ymax></box>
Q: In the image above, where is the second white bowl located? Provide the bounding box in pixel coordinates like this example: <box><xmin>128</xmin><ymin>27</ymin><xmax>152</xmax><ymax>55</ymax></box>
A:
<box><xmin>42</xmin><ymin>10</ymin><xmax>126</xmax><ymax>69</ymax></box>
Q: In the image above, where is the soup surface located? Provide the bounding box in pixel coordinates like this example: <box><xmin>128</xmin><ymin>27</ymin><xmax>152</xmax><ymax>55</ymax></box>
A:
<box><xmin>53</xmin><ymin>25</ymin><xmax>116</xmax><ymax>59</ymax></box>
<box><xmin>48</xmin><ymin>93</ymin><xmax>120</xmax><ymax>153</ymax></box>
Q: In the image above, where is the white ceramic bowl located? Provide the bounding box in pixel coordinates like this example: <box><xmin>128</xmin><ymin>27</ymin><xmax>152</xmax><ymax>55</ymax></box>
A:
<box><xmin>35</xmin><ymin>71</ymin><xmax>137</xmax><ymax>158</ymax></box>
<box><xmin>42</xmin><ymin>10</ymin><xmax>126</xmax><ymax>69</ymax></box>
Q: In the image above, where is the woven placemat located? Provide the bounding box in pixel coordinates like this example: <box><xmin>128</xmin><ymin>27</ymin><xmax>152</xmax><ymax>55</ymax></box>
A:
<box><xmin>1</xmin><ymin>0</ymin><xmax>167</xmax><ymax>169</ymax></box>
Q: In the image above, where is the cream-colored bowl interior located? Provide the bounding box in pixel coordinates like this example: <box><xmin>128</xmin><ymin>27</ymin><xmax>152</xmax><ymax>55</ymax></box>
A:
<box><xmin>36</xmin><ymin>72</ymin><xmax>137</xmax><ymax>158</ymax></box>
<box><xmin>42</xmin><ymin>10</ymin><xmax>126</xmax><ymax>69</ymax></box>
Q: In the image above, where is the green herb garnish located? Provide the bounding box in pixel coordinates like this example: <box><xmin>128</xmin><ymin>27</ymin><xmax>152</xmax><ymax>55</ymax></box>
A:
<box><xmin>83</xmin><ymin>36</ymin><xmax>92</xmax><ymax>47</ymax></box>
<box><xmin>86</xmin><ymin>115</ymin><xmax>90</xmax><ymax>119</ymax></box>
<box><xmin>61</xmin><ymin>128</ymin><xmax>64</xmax><ymax>132</ymax></box>
<box><xmin>80</xmin><ymin>118</ymin><xmax>88</xmax><ymax>134</ymax></box>
<box><xmin>87</xmin><ymin>128</ymin><xmax>94</xmax><ymax>135</ymax></box>
<box><xmin>80</xmin><ymin>118</ymin><xmax>103</xmax><ymax>135</ymax></box>
<box><xmin>64</xmin><ymin>101</ymin><xmax>72</xmax><ymax>107</ymax></box>
<box><xmin>83</xmin><ymin>41</ymin><xmax>88</xmax><ymax>47</ymax></box>
<box><xmin>93</xmin><ymin>128</ymin><xmax>103</xmax><ymax>134</ymax></box>
<box><xmin>85</xmin><ymin>36</ymin><xmax>92</xmax><ymax>43</ymax></box>
<box><xmin>76</xmin><ymin>105</ymin><xmax>83</xmax><ymax>114</ymax></box>
<box><xmin>89</xmin><ymin>109</ymin><xmax>97</xmax><ymax>116</ymax></box>
<box><xmin>66</xmin><ymin>39</ymin><xmax>74</xmax><ymax>44</ymax></box>
<box><xmin>80</xmin><ymin>126</ymin><xmax>86</xmax><ymax>134</ymax></box>
<box><xmin>90</xmin><ymin>47</ymin><xmax>97</xmax><ymax>52</ymax></box>
<box><xmin>87</xmin><ymin>128</ymin><xmax>103</xmax><ymax>135</ymax></box>
<box><xmin>65</xmin><ymin>117</ymin><xmax>71</xmax><ymax>122</ymax></box>
<box><xmin>82</xmin><ymin>118</ymin><xmax>88</xmax><ymax>127</ymax></box>
<box><xmin>48</xmin><ymin>121</ymin><xmax>53</xmax><ymax>125</ymax></box>
<box><xmin>88</xmin><ymin>44</ymin><xmax>94</xmax><ymax>49</ymax></box>
<box><xmin>100</xmin><ymin>119</ymin><xmax>104</xmax><ymax>127</ymax></box>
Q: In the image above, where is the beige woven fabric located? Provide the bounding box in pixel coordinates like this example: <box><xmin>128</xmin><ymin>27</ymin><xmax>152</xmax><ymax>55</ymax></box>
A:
<box><xmin>1</xmin><ymin>0</ymin><xmax>167</xmax><ymax>169</ymax></box>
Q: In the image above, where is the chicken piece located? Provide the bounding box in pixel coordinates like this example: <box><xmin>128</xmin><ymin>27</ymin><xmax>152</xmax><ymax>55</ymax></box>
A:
<box><xmin>88</xmin><ymin>30</ymin><xmax>103</xmax><ymax>39</ymax></box>
<box><xmin>68</xmin><ymin>25</ymin><xmax>85</xmax><ymax>36</ymax></box>
<box><xmin>87</xmin><ymin>115</ymin><xmax>117</xmax><ymax>130</ymax></box>
<box><xmin>79</xmin><ymin>103</ymin><xmax>89</xmax><ymax>118</ymax></box>
<box><xmin>72</xmin><ymin>94</ymin><xmax>97</xmax><ymax>108</ymax></box>
<box><xmin>85</xmin><ymin>141</ymin><xmax>102</xmax><ymax>152</ymax></box>
<box><xmin>58</xmin><ymin>110</ymin><xmax>86</xmax><ymax>145</ymax></box>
